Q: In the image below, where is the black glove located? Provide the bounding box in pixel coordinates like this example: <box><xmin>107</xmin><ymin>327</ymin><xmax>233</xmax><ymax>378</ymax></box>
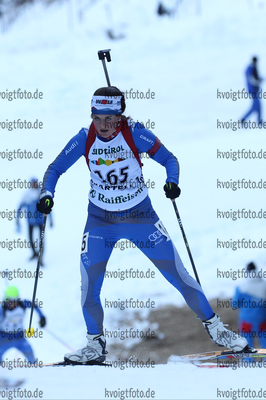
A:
<box><xmin>39</xmin><ymin>316</ymin><xmax>46</xmax><ymax>328</ymax></box>
<box><xmin>37</xmin><ymin>196</ymin><xmax>54</xmax><ymax>214</ymax></box>
<box><xmin>163</xmin><ymin>182</ymin><xmax>181</xmax><ymax>199</ymax></box>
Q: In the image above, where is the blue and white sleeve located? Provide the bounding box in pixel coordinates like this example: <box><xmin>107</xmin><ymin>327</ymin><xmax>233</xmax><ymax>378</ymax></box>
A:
<box><xmin>41</xmin><ymin>128</ymin><xmax>88</xmax><ymax>197</ymax></box>
<box><xmin>130</xmin><ymin>122</ymin><xmax>179</xmax><ymax>185</ymax></box>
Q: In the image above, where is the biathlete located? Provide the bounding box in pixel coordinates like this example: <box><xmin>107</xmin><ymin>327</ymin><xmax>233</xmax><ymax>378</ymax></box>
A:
<box><xmin>233</xmin><ymin>262</ymin><xmax>266</xmax><ymax>348</ymax></box>
<box><xmin>0</xmin><ymin>286</ymin><xmax>46</xmax><ymax>363</ymax></box>
<box><xmin>37</xmin><ymin>86</ymin><xmax>248</xmax><ymax>364</ymax></box>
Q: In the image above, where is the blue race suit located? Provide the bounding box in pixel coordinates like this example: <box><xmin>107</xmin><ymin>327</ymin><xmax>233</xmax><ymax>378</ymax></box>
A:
<box><xmin>41</xmin><ymin>121</ymin><xmax>214</xmax><ymax>334</ymax></box>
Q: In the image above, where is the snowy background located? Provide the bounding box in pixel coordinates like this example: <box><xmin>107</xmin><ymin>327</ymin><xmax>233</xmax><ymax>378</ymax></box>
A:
<box><xmin>1</xmin><ymin>0</ymin><xmax>266</xmax><ymax>398</ymax></box>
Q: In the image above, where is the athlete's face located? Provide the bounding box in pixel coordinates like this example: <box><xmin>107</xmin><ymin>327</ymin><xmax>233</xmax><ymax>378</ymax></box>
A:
<box><xmin>92</xmin><ymin>114</ymin><xmax>121</xmax><ymax>138</ymax></box>
<box><xmin>6</xmin><ymin>300</ymin><xmax>18</xmax><ymax>310</ymax></box>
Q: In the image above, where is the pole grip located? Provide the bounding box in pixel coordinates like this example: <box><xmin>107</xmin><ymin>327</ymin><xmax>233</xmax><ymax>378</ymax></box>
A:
<box><xmin>98</xmin><ymin>49</ymin><xmax>112</xmax><ymax>87</ymax></box>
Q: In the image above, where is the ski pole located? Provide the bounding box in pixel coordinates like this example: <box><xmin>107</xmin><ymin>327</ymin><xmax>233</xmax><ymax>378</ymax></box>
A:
<box><xmin>44</xmin><ymin>328</ymin><xmax>75</xmax><ymax>352</ymax></box>
<box><xmin>26</xmin><ymin>214</ymin><xmax>47</xmax><ymax>338</ymax></box>
<box><xmin>171</xmin><ymin>199</ymin><xmax>201</xmax><ymax>286</ymax></box>
<box><xmin>98</xmin><ymin>49</ymin><xmax>112</xmax><ymax>87</ymax></box>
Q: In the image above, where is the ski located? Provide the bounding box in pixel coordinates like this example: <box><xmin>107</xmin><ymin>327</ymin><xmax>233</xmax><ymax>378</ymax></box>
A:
<box><xmin>43</xmin><ymin>360</ymin><xmax>112</xmax><ymax>367</ymax></box>
<box><xmin>168</xmin><ymin>348</ymin><xmax>266</xmax><ymax>368</ymax></box>
<box><xmin>181</xmin><ymin>347</ymin><xmax>265</xmax><ymax>361</ymax></box>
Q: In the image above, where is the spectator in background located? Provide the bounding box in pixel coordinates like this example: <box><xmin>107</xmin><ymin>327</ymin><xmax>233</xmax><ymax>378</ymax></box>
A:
<box><xmin>157</xmin><ymin>2</ymin><xmax>173</xmax><ymax>16</ymax></box>
<box><xmin>241</xmin><ymin>56</ymin><xmax>263</xmax><ymax>124</ymax></box>
<box><xmin>16</xmin><ymin>177</ymin><xmax>53</xmax><ymax>263</ymax></box>
<box><xmin>233</xmin><ymin>262</ymin><xmax>266</xmax><ymax>348</ymax></box>
<box><xmin>0</xmin><ymin>285</ymin><xmax>46</xmax><ymax>364</ymax></box>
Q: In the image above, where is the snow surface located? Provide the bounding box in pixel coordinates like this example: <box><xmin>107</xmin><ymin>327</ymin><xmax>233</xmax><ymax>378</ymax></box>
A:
<box><xmin>1</xmin><ymin>0</ymin><xmax>266</xmax><ymax>398</ymax></box>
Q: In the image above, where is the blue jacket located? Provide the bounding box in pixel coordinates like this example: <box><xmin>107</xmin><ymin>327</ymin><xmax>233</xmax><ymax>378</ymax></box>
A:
<box><xmin>246</xmin><ymin>63</ymin><xmax>261</xmax><ymax>93</ymax></box>
<box><xmin>232</xmin><ymin>275</ymin><xmax>266</xmax><ymax>322</ymax></box>
<box><xmin>41</xmin><ymin>122</ymin><xmax>179</xmax><ymax>200</ymax></box>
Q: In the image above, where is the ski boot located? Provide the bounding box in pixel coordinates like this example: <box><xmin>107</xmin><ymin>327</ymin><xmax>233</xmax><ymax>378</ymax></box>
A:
<box><xmin>64</xmin><ymin>333</ymin><xmax>107</xmax><ymax>365</ymax></box>
<box><xmin>202</xmin><ymin>314</ymin><xmax>249</xmax><ymax>352</ymax></box>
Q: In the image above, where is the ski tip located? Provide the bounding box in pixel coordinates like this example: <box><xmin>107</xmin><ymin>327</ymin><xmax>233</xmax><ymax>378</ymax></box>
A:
<box><xmin>221</xmin><ymin>346</ymin><xmax>257</xmax><ymax>355</ymax></box>
<box><xmin>243</xmin><ymin>346</ymin><xmax>257</xmax><ymax>353</ymax></box>
<box><xmin>168</xmin><ymin>348</ymin><xmax>266</xmax><ymax>367</ymax></box>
